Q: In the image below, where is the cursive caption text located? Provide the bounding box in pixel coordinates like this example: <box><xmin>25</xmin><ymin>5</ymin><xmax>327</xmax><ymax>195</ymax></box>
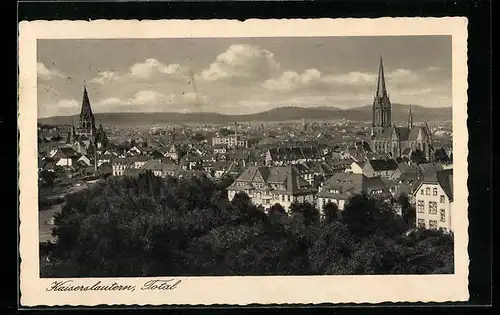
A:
<box><xmin>46</xmin><ymin>279</ymin><xmax>182</xmax><ymax>292</ymax></box>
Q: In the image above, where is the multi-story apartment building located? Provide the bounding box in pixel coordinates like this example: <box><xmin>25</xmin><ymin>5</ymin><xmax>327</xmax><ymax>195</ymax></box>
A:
<box><xmin>212</xmin><ymin>135</ymin><xmax>248</xmax><ymax>148</ymax></box>
<box><xmin>227</xmin><ymin>165</ymin><xmax>317</xmax><ymax>211</ymax></box>
<box><xmin>413</xmin><ymin>168</ymin><xmax>453</xmax><ymax>232</ymax></box>
<box><xmin>111</xmin><ymin>157</ymin><xmax>136</xmax><ymax>176</ymax></box>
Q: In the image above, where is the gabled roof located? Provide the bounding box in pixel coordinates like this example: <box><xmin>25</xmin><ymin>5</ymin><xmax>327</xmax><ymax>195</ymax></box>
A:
<box><xmin>228</xmin><ymin>165</ymin><xmax>315</xmax><ymax>195</ymax></box>
<box><xmin>419</xmin><ymin>162</ymin><xmax>444</xmax><ymax>176</ymax></box>
<box><xmin>318</xmin><ymin>172</ymin><xmax>389</xmax><ymax>200</ymax></box>
<box><xmin>408</xmin><ymin>127</ymin><xmax>421</xmax><ymax>141</ymax></box>
<box><xmin>415</xmin><ymin>167</ymin><xmax>453</xmax><ymax>201</ymax></box>
<box><xmin>364</xmin><ymin>176</ymin><xmax>390</xmax><ymax>194</ymax></box>
<box><xmin>396</xmin><ymin>127</ymin><xmax>410</xmax><ymax>141</ymax></box>
<box><xmin>57</xmin><ymin>147</ymin><xmax>79</xmax><ymax>158</ymax></box>
<box><xmin>328</xmin><ymin>158</ymin><xmax>354</xmax><ymax>170</ymax></box>
<box><xmin>437</xmin><ymin>169</ymin><xmax>453</xmax><ymax>201</ymax></box>
<box><xmin>398</xmin><ymin>171</ymin><xmax>420</xmax><ymax>183</ymax></box>
<box><xmin>367</xmin><ymin>159</ymin><xmax>399</xmax><ymax>172</ymax></box>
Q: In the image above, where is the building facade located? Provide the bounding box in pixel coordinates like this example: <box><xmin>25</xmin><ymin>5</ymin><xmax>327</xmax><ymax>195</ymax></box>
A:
<box><xmin>212</xmin><ymin>135</ymin><xmax>248</xmax><ymax>148</ymax></box>
<box><xmin>362</xmin><ymin>159</ymin><xmax>399</xmax><ymax>178</ymax></box>
<box><xmin>227</xmin><ymin>165</ymin><xmax>317</xmax><ymax>211</ymax></box>
<box><xmin>413</xmin><ymin>168</ymin><xmax>454</xmax><ymax>232</ymax></box>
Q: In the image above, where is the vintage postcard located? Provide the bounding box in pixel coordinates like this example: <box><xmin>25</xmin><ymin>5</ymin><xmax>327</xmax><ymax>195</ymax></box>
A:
<box><xmin>19</xmin><ymin>18</ymin><xmax>469</xmax><ymax>306</ymax></box>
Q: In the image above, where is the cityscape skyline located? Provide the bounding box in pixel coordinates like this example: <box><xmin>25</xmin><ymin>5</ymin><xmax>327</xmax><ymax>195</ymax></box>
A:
<box><xmin>37</xmin><ymin>36</ymin><xmax>452</xmax><ymax>118</ymax></box>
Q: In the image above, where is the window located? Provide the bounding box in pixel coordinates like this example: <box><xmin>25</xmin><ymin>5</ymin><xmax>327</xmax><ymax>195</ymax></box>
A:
<box><xmin>418</xmin><ymin>219</ymin><xmax>425</xmax><ymax>228</ymax></box>
<box><xmin>287</xmin><ymin>195</ymin><xmax>291</xmax><ymax>202</ymax></box>
<box><xmin>417</xmin><ymin>200</ymin><xmax>424</xmax><ymax>213</ymax></box>
<box><xmin>429</xmin><ymin>220</ymin><xmax>438</xmax><ymax>229</ymax></box>
<box><xmin>440</xmin><ymin>209</ymin><xmax>446</xmax><ymax>222</ymax></box>
<box><xmin>440</xmin><ymin>195</ymin><xmax>445</xmax><ymax>203</ymax></box>
<box><xmin>428</xmin><ymin>201</ymin><xmax>437</xmax><ymax>214</ymax></box>
<box><xmin>433</xmin><ymin>188</ymin><xmax>438</xmax><ymax>196</ymax></box>
<box><xmin>421</xmin><ymin>189</ymin><xmax>424</xmax><ymax>195</ymax></box>
<box><xmin>426</xmin><ymin>187</ymin><xmax>430</xmax><ymax>195</ymax></box>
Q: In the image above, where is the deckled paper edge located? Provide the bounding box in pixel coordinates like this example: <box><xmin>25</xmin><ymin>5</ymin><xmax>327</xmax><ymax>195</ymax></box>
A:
<box><xmin>19</xmin><ymin>17</ymin><xmax>469</xmax><ymax>306</ymax></box>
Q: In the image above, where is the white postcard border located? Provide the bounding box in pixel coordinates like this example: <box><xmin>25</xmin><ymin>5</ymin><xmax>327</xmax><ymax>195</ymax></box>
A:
<box><xmin>19</xmin><ymin>17</ymin><xmax>469</xmax><ymax>306</ymax></box>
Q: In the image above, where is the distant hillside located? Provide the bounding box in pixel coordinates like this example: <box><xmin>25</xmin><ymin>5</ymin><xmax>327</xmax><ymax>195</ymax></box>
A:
<box><xmin>38</xmin><ymin>104</ymin><xmax>452</xmax><ymax>126</ymax></box>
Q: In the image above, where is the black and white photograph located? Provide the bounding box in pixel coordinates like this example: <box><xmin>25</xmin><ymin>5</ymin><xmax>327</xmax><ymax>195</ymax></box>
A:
<box><xmin>19</xmin><ymin>18</ymin><xmax>469</xmax><ymax>305</ymax></box>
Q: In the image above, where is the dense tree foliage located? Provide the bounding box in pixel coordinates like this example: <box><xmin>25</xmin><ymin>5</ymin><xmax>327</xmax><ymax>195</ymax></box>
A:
<box><xmin>434</xmin><ymin>148</ymin><xmax>451</xmax><ymax>163</ymax></box>
<box><xmin>322</xmin><ymin>201</ymin><xmax>339</xmax><ymax>223</ymax></box>
<box><xmin>40</xmin><ymin>171</ymin><xmax>454</xmax><ymax>277</ymax></box>
<box><xmin>39</xmin><ymin>170</ymin><xmax>56</xmax><ymax>187</ymax></box>
<box><xmin>398</xmin><ymin>193</ymin><xmax>416</xmax><ymax>228</ymax></box>
<box><xmin>410</xmin><ymin>149</ymin><xmax>427</xmax><ymax>165</ymax></box>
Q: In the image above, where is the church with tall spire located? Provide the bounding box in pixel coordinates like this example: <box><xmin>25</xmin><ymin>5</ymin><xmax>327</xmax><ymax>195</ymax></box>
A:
<box><xmin>370</xmin><ymin>57</ymin><xmax>434</xmax><ymax>160</ymax></box>
<box><xmin>66</xmin><ymin>84</ymin><xmax>109</xmax><ymax>151</ymax></box>
<box><xmin>76</xmin><ymin>83</ymin><xmax>96</xmax><ymax>138</ymax></box>
<box><xmin>372</xmin><ymin>57</ymin><xmax>392</xmax><ymax>134</ymax></box>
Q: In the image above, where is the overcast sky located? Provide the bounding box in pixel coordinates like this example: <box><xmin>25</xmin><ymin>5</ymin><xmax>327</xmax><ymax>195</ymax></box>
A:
<box><xmin>37</xmin><ymin>36</ymin><xmax>451</xmax><ymax>118</ymax></box>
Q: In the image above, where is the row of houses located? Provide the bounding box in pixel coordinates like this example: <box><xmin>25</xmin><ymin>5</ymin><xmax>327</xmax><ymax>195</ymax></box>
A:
<box><xmin>262</xmin><ymin>141</ymin><xmax>401</xmax><ymax>167</ymax></box>
<box><xmin>111</xmin><ymin>155</ymin><xmax>244</xmax><ymax>179</ymax></box>
<box><xmin>227</xmin><ymin>162</ymin><xmax>454</xmax><ymax>233</ymax></box>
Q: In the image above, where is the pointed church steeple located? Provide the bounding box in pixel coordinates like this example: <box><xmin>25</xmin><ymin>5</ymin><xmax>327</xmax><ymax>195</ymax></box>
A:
<box><xmin>80</xmin><ymin>83</ymin><xmax>94</xmax><ymax>119</ymax></box>
<box><xmin>376</xmin><ymin>56</ymin><xmax>388</xmax><ymax>99</ymax></box>
<box><xmin>408</xmin><ymin>105</ymin><xmax>414</xmax><ymax>129</ymax></box>
<box><xmin>77</xmin><ymin>82</ymin><xmax>96</xmax><ymax>138</ymax></box>
<box><xmin>372</xmin><ymin>56</ymin><xmax>392</xmax><ymax>133</ymax></box>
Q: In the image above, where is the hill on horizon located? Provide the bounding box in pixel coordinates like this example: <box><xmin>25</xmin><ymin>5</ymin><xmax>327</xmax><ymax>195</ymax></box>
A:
<box><xmin>38</xmin><ymin>104</ymin><xmax>452</xmax><ymax>126</ymax></box>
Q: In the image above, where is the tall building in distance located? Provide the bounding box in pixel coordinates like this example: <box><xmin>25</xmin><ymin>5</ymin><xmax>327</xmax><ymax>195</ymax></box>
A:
<box><xmin>67</xmin><ymin>84</ymin><xmax>109</xmax><ymax>150</ymax></box>
<box><xmin>370</xmin><ymin>57</ymin><xmax>434</xmax><ymax>160</ymax></box>
<box><xmin>372</xmin><ymin>57</ymin><xmax>392</xmax><ymax>134</ymax></box>
<box><xmin>76</xmin><ymin>84</ymin><xmax>96</xmax><ymax>138</ymax></box>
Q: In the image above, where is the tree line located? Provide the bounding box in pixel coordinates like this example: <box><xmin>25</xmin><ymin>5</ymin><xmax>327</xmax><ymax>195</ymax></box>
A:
<box><xmin>40</xmin><ymin>171</ymin><xmax>454</xmax><ymax>277</ymax></box>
